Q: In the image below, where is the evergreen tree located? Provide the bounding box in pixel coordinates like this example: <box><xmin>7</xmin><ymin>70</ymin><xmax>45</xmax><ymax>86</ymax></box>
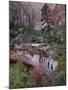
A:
<box><xmin>41</xmin><ymin>4</ymin><xmax>54</xmax><ymax>43</ymax></box>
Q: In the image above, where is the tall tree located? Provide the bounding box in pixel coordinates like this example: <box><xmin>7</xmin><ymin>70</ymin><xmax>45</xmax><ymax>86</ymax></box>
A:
<box><xmin>41</xmin><ymin>4</ymin><xmax>54</xmax><ymax>43</ymax></box>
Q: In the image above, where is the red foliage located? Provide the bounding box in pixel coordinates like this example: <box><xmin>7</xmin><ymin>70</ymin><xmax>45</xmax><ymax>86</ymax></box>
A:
<box><xmin>31</xmin><ymin>64</ymin><xmax>43</xmax><ymax>86</ymax></box>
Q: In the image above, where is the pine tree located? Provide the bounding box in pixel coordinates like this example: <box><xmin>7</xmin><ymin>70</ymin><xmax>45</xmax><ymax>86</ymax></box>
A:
<box><xmin>41</xmin><ymin>4</ymin><xmax>54</xmax><ymax>43</ymax></box>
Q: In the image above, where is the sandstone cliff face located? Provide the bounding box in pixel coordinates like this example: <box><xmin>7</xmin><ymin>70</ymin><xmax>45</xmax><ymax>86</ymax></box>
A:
<box><xmin>9</xmin><ymin>1</ymin><xmax>36</xmax><ymax>28</ymax></box>
<box><xmin>9</xmin><ymin>1</ymin><xmax>66</xmax><ymax>30</ymax></box>
<box><xmin>51</xmin><ymin>4</ymin><xmax>66</xmax><ymax>26</ymax></box>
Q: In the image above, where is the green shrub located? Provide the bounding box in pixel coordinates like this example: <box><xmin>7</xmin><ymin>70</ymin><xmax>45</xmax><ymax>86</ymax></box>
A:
<box><xmin>9</xmin><ymin>63</ymin><xmax>35</xmax><ymax>89</ymax></box>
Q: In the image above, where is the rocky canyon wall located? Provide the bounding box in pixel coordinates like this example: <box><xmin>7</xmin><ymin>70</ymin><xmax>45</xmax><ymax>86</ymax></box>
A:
<box><xmin>9</xmin><ymin>1</ymin><xmax>66</xmax><ymax>30</ymax></box>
